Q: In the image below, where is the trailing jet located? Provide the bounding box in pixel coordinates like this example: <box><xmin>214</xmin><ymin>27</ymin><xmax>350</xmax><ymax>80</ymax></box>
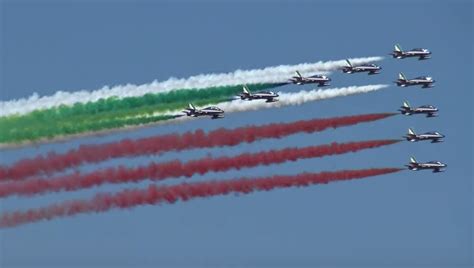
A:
<box><xmin>341</xmin><ymin>59</ymin><xmax>381</xmax><ymax>75</ymax></box>
<box><xmin>288</xmin><ymin>71</ymin><xmax>331</xmax><ymax>86</ymax></box>
<box><xmin>406</xmin><ymin>156</ymin><xmax>447</xmax><ymax>173</ymax></box>
<box><xmin>390</xmin><ymin>44</ymin><xmax>431</xmax><ymax>60</ymax></box>
<box><xmin>399</xmin><ymin>100</ymin><xmax>438</xmax><ymax>117</ymax></box>
<box><xmin>183</xmin><ymin>103</ymin><xmax>224</xmax><ymax>119</ymax></box>
<box><xmin>239</xmin><ymin>85</ymin><xmax>279</xmax><ymax>102</ymax></box>
<box><xmin>395</xmin><ymin>73</ymin><xmax>435</xmax><ymax>88</ymax></box>
<box><xmin>404</xmin><ymin>128</ymin><xmax>444</xmax><ymax>143</ymax></box>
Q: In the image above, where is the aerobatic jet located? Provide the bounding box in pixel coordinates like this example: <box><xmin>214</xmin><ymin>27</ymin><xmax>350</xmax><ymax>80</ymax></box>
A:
<box><xmin>399</xmin><ymin>101</ymin><xmax>438</xmax><ymax>117</ymax></box>
<box><xmin>183</xmin><ymin>103</ymin><xmax>224</xmax><ymax>119</ymax></box>
<box><xmin>406</xmin><ymin>157</ymin><xmax>447</xmax><ymax>173</ymax></box>
<box><xmin>288</xmin><ymin>71</ymin><xmax>331</xmax><ymax>86</ymax></box>
<box><xmin>390</xmin><ymin>44</ymin><xmax>431</xmax><ymax>60</ymax></box>
<box><xmin>395</xmin><ymin>73</ymin><xmax>435</xmax><ymax>88</ymax></box>
<box><xmin>239</xmin><ymin>85</ymin><xmax>279</xmax><ymax>102</ymax></box>
<box><xmin>404</xmin><ymin>128</ymin><xmax>444</xmax><ymax>143</ymax></box>
<box><xmin>341</xmin><ymin>59</ymin><xmax>381</xmax><ymax>75</ymax></box>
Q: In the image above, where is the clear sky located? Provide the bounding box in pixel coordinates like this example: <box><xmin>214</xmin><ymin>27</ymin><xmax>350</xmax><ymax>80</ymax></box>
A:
<box><xmin>0</xmin><ymin>1</ymin><xmax>472</xmax><ymax>267</ymax></box>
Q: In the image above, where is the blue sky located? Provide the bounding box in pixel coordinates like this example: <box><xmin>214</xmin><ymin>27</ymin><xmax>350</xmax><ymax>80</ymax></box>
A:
<box><xmin>0</xmin><ymin>1</ymin><xmax>472</xmax><ymax>267</ymax></box>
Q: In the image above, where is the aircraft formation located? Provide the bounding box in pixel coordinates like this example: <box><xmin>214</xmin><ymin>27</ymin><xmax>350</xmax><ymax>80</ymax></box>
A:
<box><xmin>181</xmin><ymin>43</ymin><xmax>445</xmax><ymax>173</ymax></box>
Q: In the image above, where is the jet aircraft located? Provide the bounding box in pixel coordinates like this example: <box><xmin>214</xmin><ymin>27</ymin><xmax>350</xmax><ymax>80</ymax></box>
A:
<box><xmin>183</xmin><ymin>103</ymin><xmax>224</xmax><ymax>119</ymax></box>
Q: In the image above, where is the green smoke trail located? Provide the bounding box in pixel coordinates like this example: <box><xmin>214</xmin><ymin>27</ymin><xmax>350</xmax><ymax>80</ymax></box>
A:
<box><xmin>1</xmin><ymin>114</ymin><xmax>179</xmax><ymax>144</ymax></box>
<box><xmin>0</xmin><ymin>83</ymin><xmax>279</xmax><ymax>130</ymax></box>
<box><xmin>0</xmin><ymin>83</ymin><xmax>281</xmax><ymax>144</ymax></box>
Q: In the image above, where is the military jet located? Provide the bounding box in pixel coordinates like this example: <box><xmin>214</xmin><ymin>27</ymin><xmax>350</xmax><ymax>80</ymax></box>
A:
<box><xmin>183</xmin><ymin>103</ymin><xmax>224</xmax><ymax>119</ymax></box>
<box><xmin>288</xmin><ymin>71</ymin><xmax>331</xmax><ymax>86</ymax></box>
<box><xmin>406</xmin><ymin>156</ymin><xmax>447</xmax><ymax>173</ymax></box>
<box><xmin>341</xmin><ymin>59</ymin><xmax>381</xmax><ymax>75</ymax></box>
<box><xmin>399</xmin><ymin>101</ymin><xmax>438</xmax><ymax>117</ymax></box>
<box><xmin>395</xmin><ymin>73</ymin><xmax>435</xmax><ymax>88</ymax></box>
<box><xmin>239</xmin><ymin>85</ymin><xmax>279</xmax><ymax>102</ymax></box>
<box><xmin>404</xmin><ymin>128</ymin><xmax>444</xmax><ymax>143</ymax></box>
<box><xmin>390</xmin><ymin>44</ymin><xmax>431</xmax><ymax>60</ymax></box>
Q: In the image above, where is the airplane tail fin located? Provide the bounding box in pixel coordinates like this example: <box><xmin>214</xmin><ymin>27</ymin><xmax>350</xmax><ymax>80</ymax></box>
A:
<box><xmin>345</xmin><ymin>59</ymin><xmax>352</xmax><ymax>67</ymax></box>
<box><xmin>402</xmin><ymin>100</ymin><xmax>410</xmax><ymax>108</ymax></box>
<box><xmin>242</xmin><ymin>85</ymin><xmax>251</xmax><ymax>94</ymax></box>
<box><xmin>188</xmin><ymin>103</ymin><xmax>196</xmax><ymax>110</ymax></box>
<box><xmin>398</xmin><ymin>72</ymin><xmax>407</xmax><ymax>81</ymax></box>
<box><xmin>410</xmin><ymin>156</ymin><xmax>417</xmax><ymax>164</ymax></box>
<box><xmin>394</xmin><ymin>44</ymin><xmax>402</xmax><ymax>52</ymax></box>
<box><xmin>295</xmin><ymin>70</ymin><xmax>302</xmax><ymax>78</ymax></box>
<box><xmin>408</xmin><ymin>128</ymin><xmax>416</xmax><ymax>136</ymax></box>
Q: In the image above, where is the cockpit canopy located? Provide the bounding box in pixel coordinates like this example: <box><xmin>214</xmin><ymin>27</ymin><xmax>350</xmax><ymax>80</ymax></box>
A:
<box><xmin>205</xmin><ymin>107</ymin><xmax>222</xmax><ymax>111</ymax></box>
<box><xmin>414</xmin><ymin>76</ymin><xmax>431</xmax><ymax>80</ymax></box>
<box><xmin>420</xmin><ymin>105</ymin><xmax>435</xmax><ymax>109</ymax></box>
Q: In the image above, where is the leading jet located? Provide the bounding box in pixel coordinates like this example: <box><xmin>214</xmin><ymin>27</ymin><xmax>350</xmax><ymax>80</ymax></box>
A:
<box><xmin>183</xmin><ymin>103</ymin><xmax>224</xmax><ymax>119</ymax></box>
<box><xmin>399</xmin><ymin>100</ymin><xmax>438</xmax><ymax>117</ymax></box>
<box><xmin>404</xmin><ymin>128</ymin><xmax>445</xmax><ymax>143</ymax></box>
<box><xmin>395</xmin><ymin>73</ymin><xmax>435</xmax><ymax>88</ymax></box>
<box><xmin>239</xmin><ymin>85</ymin><xmax>279</xmax><ymax>102</ymax></box>
<box><xmin>341</xmin><ymin>59</ymin><xmax>381</xmax><ymax>75</ymax></box>
<box><xmin>288</xmin><ymin>71</ymin><xmax>331</xmax><ymax>86</ymax></box>
<box><xmin>406</xmin><ymin>156</ymin><xmax>447</xmax><ymax>173</ymax></box>
<box><xmin>390</xmin><ymin>44</ymin><xmax>432</xmax><ymax>60</ymax></box>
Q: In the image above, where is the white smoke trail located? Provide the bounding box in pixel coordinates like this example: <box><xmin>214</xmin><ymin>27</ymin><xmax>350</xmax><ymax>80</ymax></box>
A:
<box><xmin>194</xmin><ymin>84</ymin><xmax>389</xmax><ymax>114</ymax></box>
<box><xmin>0</xmin><ymin>56</ymin><xmax>383</xmax><ymax>117</ymax></box>
<box><xmin>139</xmin><ymin>84</ymin><xmax>389</xmax><ymax>119</ymax></box>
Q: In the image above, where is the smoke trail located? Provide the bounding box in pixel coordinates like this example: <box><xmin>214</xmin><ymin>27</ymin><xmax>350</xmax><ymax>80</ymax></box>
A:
<box><xmin>0</xmin><ymin>113</ymin><xmax>396</xmax><ymax>181</ymax></box>
<box><xmin>0</xmin><ymin>83</ymin><xmax>277</xmax><ymax>144</ymax></box>
<box><xmin>0</xmin><ymin>84</ymin><xmax>389</xmax><ymax>145</ymax></box>
<box><xmin>184</xmin><ymin>84</ymin><xmax>389</xmax><ymax>114</ymax></box>
<box><xmin>0</xmin><ymin>140</ymin><xmax>400</xmax><ymax>197</ymax></box>
<box><xmin>0</xmin><ymin>168</ymin><xmax>402</xmax><ymax>228</ymax></box>
<box><xmin>0</xmin><ymin>56</ymin><xmax>382</xmax><ymax>117</ymax></box>
<box><xmin>1</xmin><ymin>114</ymin><xmax>180</xmax><ymax>144</ymax></box>
<box><xmin>0</xmin><ymin>83</ymin><xmax>277</xmax><ymax>130</ymax></box>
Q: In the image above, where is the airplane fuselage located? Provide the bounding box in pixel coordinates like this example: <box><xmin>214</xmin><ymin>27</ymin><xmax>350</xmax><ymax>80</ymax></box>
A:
<box><xmin>407</xmin><ymin>162</ymin><xmax>447</xmax><ymax>172</ymax></box>
<box><xmin>289</xmin><ymin>76</ymin><xmax>331</xmax><ymax>86</ymax></box>
<box><xmin>399</xmin><ymin>107</ymin><xmax>438</xmax><ymax>117</ymax></box>
<box><xmin>392</xmin><ymin>50</ymin><xmax>431</xmax><ymax>60</ymax></box>
<box><xmin>342</xmin><ymin>65</ymin><xmax>381</xmax><ymax>75</ymax></box>
<box><xmin>240</xmin><ymin>91</ymin><xmax>279</xmax><ymax>102</ymax></box>
<box><xmin>405</xmin><ymin>133</ymin><xmax>444</xmax><ymax>143</ymax></box>
<box><xmin>396</xmin><ymin>78</ymin><xmax>435</xmax><ymax>88</ymax></box>
<box><xmin>184</xmin><ymin>107</ymin><xmax>224</xmax><ymax>119</ymax></box>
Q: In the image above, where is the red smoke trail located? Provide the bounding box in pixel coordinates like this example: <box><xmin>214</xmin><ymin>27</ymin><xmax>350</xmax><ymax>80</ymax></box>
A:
<box><xmin>0</xmin><ymin>113</ymin><xmax>395</xmax><ymax>181</ymax></box>
<box><xmin>0</xmin><ymin>168</ymin><xmax>402</xmax><ymax>228</ymax></box>
<box><xmin>0</xmin><ymin>139</ymin><xmax>400</xmax><ymax>198</ymax></box>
